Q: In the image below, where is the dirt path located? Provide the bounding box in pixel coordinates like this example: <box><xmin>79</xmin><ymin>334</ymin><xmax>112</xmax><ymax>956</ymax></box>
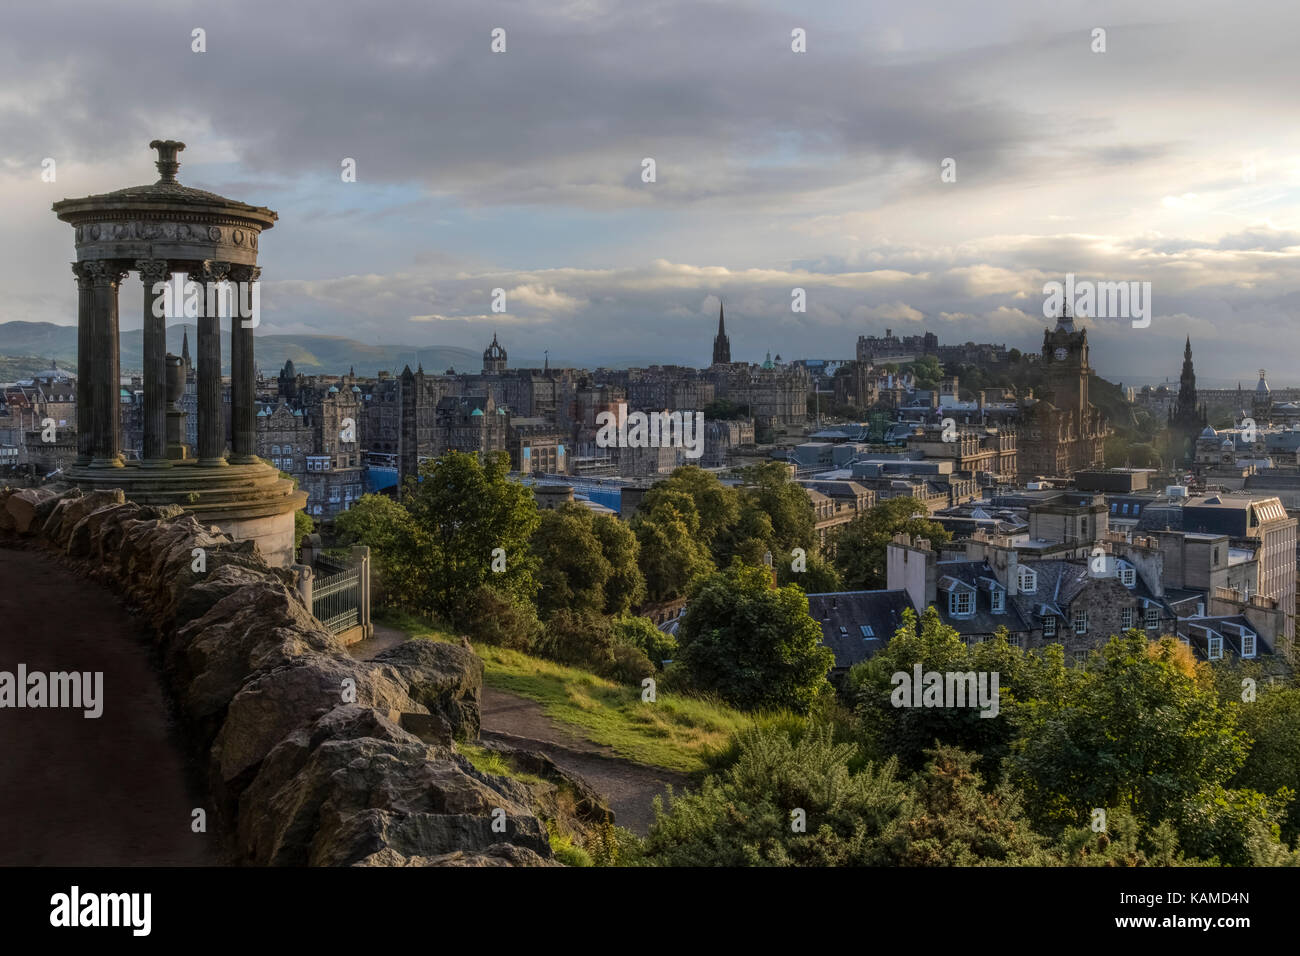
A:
<box><xmin>478</xmin><ymin>686</ymin><xmax>689</xmax><ymax>836</ymax></box>
<box><xmin>0</xmin><ymin>546</ymin><xmax>215</xmax><ymax>865</ymax></box>
<box><xmin>350</xmin><ymin>631</ymin><xmax>689</xmax><ymax>836</ymax></box>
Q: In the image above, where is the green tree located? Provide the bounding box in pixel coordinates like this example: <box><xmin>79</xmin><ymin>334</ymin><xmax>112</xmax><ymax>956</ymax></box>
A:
<box><xmin>637</xmin><ymin>466</ymin><xmax>739</xmax><ymax>556</ymax></box>
<box><xmin>334</xmin><ymin>493</ymin><xmax>431</xmax><ymax>612</ymax></box>
<box><xmin>1231</xmin><ymin>685</ymin><xmax>1300</xmax><ymax>846</ymax></box>
<box><xmin>735</xmin><ymin>461</ymin><xmax>815</xmax><ymax>557</ymax></box>
<box><xmin>591</xmin><ymin>512</ymin><xmax>646</xmax><ymax>615</ymax></box>
<box><xmin>531</xmin><ymin>504</ymin><xmax>614</xmax><ymax>619</ymax></box>
<box><xmin>632</xmin><ymin>494</ymin><xmax>715</xmax><ymax>602</ymax></box>
<box><xmin>677</xmin><ymin>563</ymin><xmax>833</xmax><ymax>712</ymax></box>
<box><xmin>849</xmin><ymin>609</ymin><xmax>1034</xmax><ymax>770</ymax></box>
<box><xmin>777</xmin><ymin>551</ymin><xmax>843</xmax><ymax>593</ymax></box>
<box><xmin>831</xmin><ymin>496</ymin><xmax>950</xmax><ymax>590</ymax></box>
<box><xmin>1007</xmin><ymin>635</ymin><xmax>1250</xmax><ymax>839</ymax></box>
<box><xmin>402</xmin><ymin>451</ymin><xmax>541</xmax><ymax>624</ymax></box>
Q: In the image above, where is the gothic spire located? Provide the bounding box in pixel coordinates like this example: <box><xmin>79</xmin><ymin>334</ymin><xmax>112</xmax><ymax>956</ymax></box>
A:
<box><xmin>711</xmin><ymin>299</ymin><xmax>731</xmax><ymax>365</ymax></box>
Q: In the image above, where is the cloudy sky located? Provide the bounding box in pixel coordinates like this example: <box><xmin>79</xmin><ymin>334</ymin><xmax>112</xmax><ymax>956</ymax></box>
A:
<box><xmin>3</xmin><ymin>0</ymin><xmax>1299</xmax><ymax>385</ymax></box>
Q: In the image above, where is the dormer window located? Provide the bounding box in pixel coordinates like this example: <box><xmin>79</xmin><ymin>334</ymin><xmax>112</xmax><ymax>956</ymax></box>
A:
<box><xmin>1018</xmin><ymin>567</ymin><xmax>1037</xmax><ymax>593</ymax></box>
<box><xmin>1208</xmin><ymin>635</ymin><xmax>1223</xmax><ymax>660</ymax></box>
<box><xmin>950</xmin><ymin>590</ymin><xmax>973</xmax><ymax>616</ymax></box>
<box><xmin>1242</xmin><ymin>632</ymin><xmax>1256</xmax><ymax>658</ymax></box>
<box><xmin>1119</xmin><ymin>568</ymin><xmax>1136</xmax><ymax>588</ymax></box>
<box><xmin>991</xmin><ymin>588</ymin><xmax>1004</xmax><ymax>613</ymax></box>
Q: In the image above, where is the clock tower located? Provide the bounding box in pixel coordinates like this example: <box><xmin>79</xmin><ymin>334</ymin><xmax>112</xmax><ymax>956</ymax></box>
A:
<box><xmin>1041</xmin><ymin>304</ymin><xmax>1089</xmax><ymax>417</ymax></box>
<box><xmin>1017</xmin><ymin>304</ymin><xmax>1108</xmax><ymax>481</ymax></box>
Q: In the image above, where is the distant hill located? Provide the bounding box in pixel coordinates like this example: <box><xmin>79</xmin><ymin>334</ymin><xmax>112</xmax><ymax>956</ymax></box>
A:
<box><xmin>0</xmin><ymin>321</ymin><xmax>480</xmax><ymax>379</ymax></box>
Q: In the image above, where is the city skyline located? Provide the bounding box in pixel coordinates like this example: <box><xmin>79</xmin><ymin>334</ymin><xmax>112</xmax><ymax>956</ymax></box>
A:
<box><xmin>2</xmin><ymin>1</ymin><xmax>1299</xmax><ymax>384</ymax></box>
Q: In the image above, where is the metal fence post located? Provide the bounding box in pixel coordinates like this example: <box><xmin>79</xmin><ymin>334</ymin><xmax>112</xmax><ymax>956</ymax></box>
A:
<box><xmin>351</xmin><ymin>544</ymin><xmax>372</xmax><ymax>639</ymax></box>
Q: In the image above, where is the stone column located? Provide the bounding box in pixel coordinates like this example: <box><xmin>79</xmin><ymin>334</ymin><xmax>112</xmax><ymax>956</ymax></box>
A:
<box><xmin>136</xmin><ymin>259</ymin><xmax>172</xmax><ymax>467</ymax></box>
<box><xmin>194</xmin><ymin>261</ymin><xmax>230</xmax><ymax>466</ymax></box>
<box><xmin>71</xmin><ymin>262</ymin><xmax>94</xmax><ymax>466</ymax></box>
<box><xmin>86</xmin><ymin>260</ymin><xmax>127</xmax><ymax>468</ymax></box>
<box><xmin>228</xmin><ymin>265</ymin><xmax>260</xmax><ymax>464</ymax></box>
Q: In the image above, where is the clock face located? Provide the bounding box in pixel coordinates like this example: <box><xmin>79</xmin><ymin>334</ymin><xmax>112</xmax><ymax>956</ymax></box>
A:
<box><xmin>1054</xmin><ymin>348</ymin><xmax>1068</xmax><ymax>361</ymax></box>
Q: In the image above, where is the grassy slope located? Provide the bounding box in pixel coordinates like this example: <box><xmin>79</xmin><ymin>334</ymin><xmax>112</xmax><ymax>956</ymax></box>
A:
<box><xmin>386</xmin><ymin>614</ymin><xmax>752</xmax><ymax>774</ymax></box>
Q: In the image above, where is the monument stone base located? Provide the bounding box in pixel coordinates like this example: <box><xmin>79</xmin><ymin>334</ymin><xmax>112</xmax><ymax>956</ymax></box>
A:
<box><xmin>66</xmin><ymin>458</ymin><xmax>307</xmax><ymax>567</ymax></box>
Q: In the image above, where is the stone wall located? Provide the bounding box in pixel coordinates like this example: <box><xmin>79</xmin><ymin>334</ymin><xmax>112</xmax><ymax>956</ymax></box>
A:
<box><xmin>0</xmin><ymin>484</ymin><xmax>559</xmax><ymax>866</ymax></box>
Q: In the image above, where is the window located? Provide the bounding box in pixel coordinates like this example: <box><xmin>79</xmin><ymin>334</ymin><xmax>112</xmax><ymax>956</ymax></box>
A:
<box><xmin>1121</xmin><ymin>503</ymin><xmax>1129</xmax><ymax>515</ymax></box>
<box><xmin>1018</xmin><ymin>567</ymin><xmax>1037</xmax><ymax>593</ymax></box>
<box><xmin>1119</xmin><ymin>567</ymin><xmax>1136</xmax><ymax>587</ymax></box>
<box><xmin>1208</xmin><ymin>635</ymin><xmax>1223</xmax><ymax>660</ymax></box>
<box><xmin>1111</xmin><ymin>503</ymin><xmax>1117</xmax><ymax>513</ymax></box>
<box><xmin>950</xmin><ymin>590</ymin><xmax>972</xmax><ymax>616</ymax></box>
<box><xmin>272</xmin><ymin>444</ymin><xmax>281</xmax><ymax>455</ymax></box>
<box><xmin>839</xmin><ymin>626</ymin><xmax>848</xmax><ymax>637</ymax></box>
<box><xmin>860</xmin><ymin>625</ymin><xmax>875</xmax><ymax>638</ymax></box>
<box><xmin>1073</xmin><ymin>609</ymin><xmax>1088</xmax><ymax>634</ymax></box>
<box><xmin>1242</xmin><ymin>632</ymin><xmax>1256</xmax><ymax>658</ymax></box>
<box><xmin>1121</xmin><ymin>607</ymin><xmax>1134</xmax><ymax>629</ymax></box>
<box><xmin>1081</xmin><ymin>517</ymin><xmax>1089</xmax><ymax>537</ymax></box>
<box><xmin>1132</xmin><ymin>505</ymin><xmax>1141</xmax><ymax>515</ymax></box>
<box><xmin>1213</xmin><ymin>547</ymin><xmax>1221</xmax><ymax>565</ymax></box>
<box><xmin>991</xmin><ymin>589</ymin><xmax>1004</xmax><ymax>613</ymax></box>
<box><xmin>1007</xmin><ymin>633</ymin><xmax>1024</xmax><ymax>649</ymax></box>
<box><xmin>1043</xmin><ymin>615</ymin><xmax>1056</xmax><ymax>637</ymax></box>
<box><xmin>1145</xmin><ymin>606</ymin><xmax>1159</xmax><ymax>629</ymax></box>
<box><xmin>1072</xmin><ymin>649</ymin><xmax>1089</xmax><ymax>665</ymax></box>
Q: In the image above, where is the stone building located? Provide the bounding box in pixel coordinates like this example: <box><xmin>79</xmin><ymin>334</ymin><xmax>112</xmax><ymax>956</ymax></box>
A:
<box><xmin>1016</xmin><ymin>310</ymin><xmax>1108</xmax><ymax>480</ymax></box>
<box><xmin>508</xmin><ymin>416</ymin><xmax>568</xmax><ymax>474</ymax></box>
<box><xmin>434</xmin><ymin>394</ymin><xmax>508</xmax><ymax>458</ymax></box>
<box><xmin>482</xmin><ymin>333</ymin><xmax>508</xmax><ymax>374</ymax></box>
<box><xmin>707</xmin><ymin>356</ymin><xmax>809</xmax><ymax>436</ymax></box>
<box><xmin>397</xmin><ymin>364</ymin><xmax>441</xmax><ymax>487</ymax></box>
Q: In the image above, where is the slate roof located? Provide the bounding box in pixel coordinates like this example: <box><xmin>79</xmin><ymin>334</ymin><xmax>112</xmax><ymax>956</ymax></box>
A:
<box><xmin>1176</xmin><ymin>615</ymin><xmax>1272</xmax><ymax>661</ymax></box>
<box><xmin>805</xmin><ymin>590</ymin><xmax>915</xmax><ymax>670</ymax></box>
<box><xmin>1005</xmin><ymin>558</ymin><xmax>1170</xmax><ymax>623</ymax></box>
<box><xmin>931</xmin><ymin>560</ymin><xmax>1033</xmax><ymax>636</ymax></box>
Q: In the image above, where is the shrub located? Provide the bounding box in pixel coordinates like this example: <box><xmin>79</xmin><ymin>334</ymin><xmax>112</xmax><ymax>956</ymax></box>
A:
<box><xmin>612</xmin><ymin>615</ymin><xmax>678</xmax><ymax>668</ymax></box>
<box><xmin>460</xmin><ymin>585</ymin><xmax>542</xmax><ymax>651</ymax></box>
<box><xmin>535</xmin><ymin>608</ymin><xmax>616</xmax><ymax>672</ymax></box>
<box><xmin>608</xmin><ymin>643</ymin><xmax>656</xmax><ymax>686</ymax></box>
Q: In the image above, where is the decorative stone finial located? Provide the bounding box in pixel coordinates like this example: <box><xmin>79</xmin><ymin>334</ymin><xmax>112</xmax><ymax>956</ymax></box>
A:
<box><xmin>149</xmin><ymin>139</ymin><xmax>186</xmax><ymax>184</ymax></box>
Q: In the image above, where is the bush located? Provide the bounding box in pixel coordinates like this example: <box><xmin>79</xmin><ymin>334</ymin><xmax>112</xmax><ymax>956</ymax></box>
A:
<box><xmin>460</xmin><ymin>586</ymin><xmax>542</xmax><ymax>651</ymax></box>
<box><xmin>535</xmin><ymin>608</ymin><xmax>616</xmax><ymax>672</ymax></box>
<box><xmin>608</xmin><ymin>643</ymin><xmax>656</xmax><ymax>686</ymax></box>
<box><xmin>612</xmin><ymin>616</ymin><xmax>678</xmax><ymax>668</ymax></box>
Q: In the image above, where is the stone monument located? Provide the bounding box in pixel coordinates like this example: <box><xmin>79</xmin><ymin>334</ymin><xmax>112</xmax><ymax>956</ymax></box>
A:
<box><xmin>52</xmin><ymin>140</ymin><xmax>306</xmax><ymax>565</ymax></box>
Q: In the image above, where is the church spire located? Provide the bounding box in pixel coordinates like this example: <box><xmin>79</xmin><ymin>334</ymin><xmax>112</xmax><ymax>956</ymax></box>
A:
<box><xmin>711</xmin><ymin>299</ymin><xmax>731</xmax><ymax>365</ymax></box>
